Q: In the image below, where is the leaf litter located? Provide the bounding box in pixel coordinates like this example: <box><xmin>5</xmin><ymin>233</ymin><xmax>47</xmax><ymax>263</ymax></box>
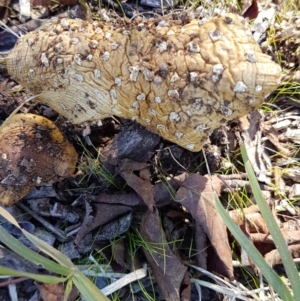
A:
<box><xmin>140</xmin><ymin>209</ymin><xmax>189</xmax><ymax>301</ymax></box>
<box><xmin>175</xmin><ymin>174</ymin><xmax>234</xmax><ymax>280</ymax></box>
<box><xmin>1</xmin><ymin>0</ymin><xmax>300</xmax><ymax>300</ymax></box>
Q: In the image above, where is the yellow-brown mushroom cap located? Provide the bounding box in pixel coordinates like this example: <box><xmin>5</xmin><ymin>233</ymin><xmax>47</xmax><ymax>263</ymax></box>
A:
<box><xmin>0</xmin><ymin>113</ymin><xmax>78</xmax><ymax>206</ymax></box>
<box><xmin>6</xmin><ymin>14</ymin><xmax>281</xmax><ymax>151</ymax></box>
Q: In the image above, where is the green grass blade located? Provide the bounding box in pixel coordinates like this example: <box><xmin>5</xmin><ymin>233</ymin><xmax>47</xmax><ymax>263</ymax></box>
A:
<box><xmin>241</xmin><ymin>143</ymin><xmax>300</xmax><ymax>300</ymax></box>
<box><xmin>214</xmin><ymin>194</ymin><xmax>294</xmax><ymax>301</ymax></box>
<box><xmin>0</xmin><ymin>225</ymin><xmax>69</xmax><ymax>276</ymax></box>
<box><xmin>64</xmin><ymin>278</ymin><xmax>74</xmax><ymax>301</ymax></box>
<box><xmin>0</xmin><ymin>206</ymin><xmax>73</xmax><ymax>268</ymax></box>
<box><xmin>0</xmin><ymin>266</ymin><xmax>66</xmax><ymax>284</ymax></box>
<box><xmin>0</xmin><ymin>206</ymin><xmax>28</xmax><ymax>228</ymax></box>
<box><xmin>73</xmin><ymin>270</ymin><xmax>111</xmax><ymax>301</ymax></box>
<box><xmin>20</xmin><ymin>229</ymin><xmax>74</xmax><ymax>268</ymax></box>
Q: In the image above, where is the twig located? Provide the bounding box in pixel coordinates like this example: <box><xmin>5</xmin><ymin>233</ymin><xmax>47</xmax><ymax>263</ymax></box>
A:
<box><xmin>0</xmin><ymin>277</ymin><xmax>28</xmax><ymax>287</ymax></box>
<box><xmin>191</xmin><ymin>278</ymin><xmax>253</xmax><ymax>301</ymax></box>
<box><xmin>17</xmin><ymin>203</ymin><xmax>66</xmax><ymax>241</ymax></box>
<box><xmin>8</xmin><ymin>283</ymin><xmax>18</xmax><ymax>301</ymax></box>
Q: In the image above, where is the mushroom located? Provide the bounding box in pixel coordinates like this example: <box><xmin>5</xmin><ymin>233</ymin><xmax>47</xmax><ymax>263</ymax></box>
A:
<box><xmin>5</xmin><ymin>14</ymin><xmax>281</xmax><ymax>151</ymax></box>
<box><xmin>0</xmin><ymin>113</ymin><xmax>78</xmax><ymax>206</ymax></box>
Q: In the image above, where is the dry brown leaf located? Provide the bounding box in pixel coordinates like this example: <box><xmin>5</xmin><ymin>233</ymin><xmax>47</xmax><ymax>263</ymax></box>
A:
<box><xmin>180</xmin><ymin>271</ymin><xmax>191</xmax><ymax>301</ymax></box>
<box><xmin>153</xmin><ymin>173</ymin><xmax>189</xmax><ymax>207</ymax></box>
<box><xmin>75</xmin><ymin>202</ymin><xmax>131</xmax><ymax>245</ymax></box>
<box><xmin>175</xmin><ymin>174</ymin><xmax>233</xmax><ymax>279</ymax></box>
<box><xmin>282</xmin><ymin>219</ymin><xmax>300</xmax><ymax>231</ymax></box>
<box><xmin>140</xmin><ymin>209</ymin><xmax>187</xmax><ymax>301</ymax></box>
<box><xmin>35</xmin><ymin>282</ymin><xmax>78</xmax><ymax>301</ymax></box>
<box><xmin>0</xmin><ymin>0</ymin><xmax>10</xmax><ymax>24</ymax></box>
<box><xmin>194</xmin><ymin>224</ymin><xmax>207</xmax><ymax>270</ymax></box>
<box><xmin>95</xmin><ymin>211</ymin><xmax>132</xmax><ymax>241</ymax></box>
<box><xmin>238</xmin><ymin>111</ymin><xmax>262</xmax><ymax>141</ymax></box>
<box><xmin>102</xmin><ymin>122</ymin><xmax>160</xmax><ymax>163</ymax></box>
<box><xmin>86</xmin><ymin>172</ymin><xmax>188</xmax><ymax>208</ymax></box>
<box><xmin>111</xmin><ymin>238</ymin><xmax>130</xmax><ymax>270</ymax></box>
<box><xmin>118</xmin><ymin>160</ymin><xmax>155</xmax><ymax>210</ymax></box>
<box><xmin>86</xmin><ymin>193</ymin><xmax>142</xmax><ymax>206</ymax></box>
<box><xmin>242</xmin><ymin>0</ymin><xmax>258</xmax><ymax>20</ymax></box>
<box><xmin>229</xmin><ymin>211</ymin><xmax>268</xmax><ymax>234</ymax></box>
<box><xmin>264</xmin><ymin>244</ymin><xmax>300</xmax><ymax>266</ymax></box>
<box><xmin>75</xmin><ymin>171</ymin><xmax>186</xmax><ymax>244</ymax></box>
<box><xmin>250</xmin><ymin>230</ymin><xmax>300</xmax><ymax>245</ymax></box>
<box><xmin>261</xmin><ymin>123</ymin><xmax>292</xmax><ymax>157</ymax></box>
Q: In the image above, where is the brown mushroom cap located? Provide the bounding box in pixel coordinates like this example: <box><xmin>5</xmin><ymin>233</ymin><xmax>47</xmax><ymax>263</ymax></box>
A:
<box><xmin>6</xmin><ymin>14</ymin><xmax>281</xmax><ymax>151</ymax></box>
<box><xmin>0</xmin><ymin>113</ymin><xmax>78</xmax><ymax>206</ymax></box>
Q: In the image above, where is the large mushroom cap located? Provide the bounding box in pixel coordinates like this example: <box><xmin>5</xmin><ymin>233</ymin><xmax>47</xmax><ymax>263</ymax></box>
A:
<box><xmin>6</xmin><ymin>14</ymin><xmax>281</xmax><ymax>151</ymax></box>
<box><xmin>0</xmin><ymin>113</ymin><xmax>78</xmax><ymax>206</ymax></box>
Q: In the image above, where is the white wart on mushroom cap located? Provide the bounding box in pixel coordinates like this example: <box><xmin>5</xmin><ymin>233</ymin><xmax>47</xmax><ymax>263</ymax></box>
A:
<box><xmin>6</xmin><ymin>14</ymin><xmax>281</xmax><ymax>151</ymax></box>
<box><xmin>0</xmin><ymin>114</ymin><xmax>78</xmax><ymax>206</ymax></box>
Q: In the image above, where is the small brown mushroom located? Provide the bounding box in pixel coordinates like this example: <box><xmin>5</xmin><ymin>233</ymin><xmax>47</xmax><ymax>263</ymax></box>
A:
<box><xmin>5</xmin><ymin>14</ymin><xmax>281</xmax><ymax>151</ymax></box>
<box><xmin>0</xmin><ymin>113</ymin><xmax>78</xmax><ymax>206</ymax></box>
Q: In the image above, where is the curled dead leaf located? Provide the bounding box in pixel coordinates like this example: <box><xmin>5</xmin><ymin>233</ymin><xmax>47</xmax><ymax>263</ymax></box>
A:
<box><xmin>35</xmin><ymin>282</ymin><xmax>78</xmax><ymax>301</ymax></box>
<box><xmin>0</xmin><ymin>114</ymin><xmax>78</xmax><ymax>206</ymax></box>
<box><xmin>175</xmin><ymin>174</ymin><xmax>234</xmax><ymax>279</ymax></box>
<box><xmin>242</xmin><ymin>0</ymin><xmax>258</xmax><ymax>20</ymax></box>
<box><xmin>229</xmin><ymin>211</ymin><xmax>268</xmax><ymax>234</ymax></box>
<box><xmin>140</xmin><ymin>209</ymin><xmax>187</xmax><ymax>301</ymax></box>
<box><xmin>264</xmin><ymin>244</ymin><xmax>300</xmax><ymax>266</ymax></box>
<box><xmin>118</xmin><ymin>159</ymin><xmax>155</xmax><ymax>210</ymax></box>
